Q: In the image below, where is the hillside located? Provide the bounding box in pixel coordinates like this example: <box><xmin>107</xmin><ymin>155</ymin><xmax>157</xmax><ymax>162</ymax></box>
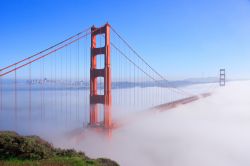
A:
<box><xmin>0</xmin><ymin>131</ymin><xmax>119</xmax><ymax>166</ymax></box>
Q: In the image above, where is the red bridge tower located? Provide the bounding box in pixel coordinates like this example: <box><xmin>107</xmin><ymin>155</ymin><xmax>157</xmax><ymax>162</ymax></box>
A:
<box><xmin>90</xmin><ymin>23</ymin><xmax>112</xmax><ymax>128</ymax></box>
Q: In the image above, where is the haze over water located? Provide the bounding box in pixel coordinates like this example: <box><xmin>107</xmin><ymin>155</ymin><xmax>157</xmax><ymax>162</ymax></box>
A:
<box><xmin>0</xmin><ymin>82</ymin><xmax>223</xmax><ymax>165</ymax></box>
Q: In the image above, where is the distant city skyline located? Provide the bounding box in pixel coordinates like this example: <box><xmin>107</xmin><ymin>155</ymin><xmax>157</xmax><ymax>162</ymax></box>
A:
<box><xmin>1</xmin><ymin>0</ymin><xmax>250</xmax><ymax>80</ymax></box>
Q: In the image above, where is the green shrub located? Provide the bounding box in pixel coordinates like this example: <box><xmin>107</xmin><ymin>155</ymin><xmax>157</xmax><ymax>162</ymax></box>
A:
<box><xmin>0</xmin><ymin>131</ymin><xmax>119</xmax><ymax>165</ymax></box>
<box><xmin>0</xmin><ymin>131</ymin><xmax>54</xmax><ymax>160</ymax></box>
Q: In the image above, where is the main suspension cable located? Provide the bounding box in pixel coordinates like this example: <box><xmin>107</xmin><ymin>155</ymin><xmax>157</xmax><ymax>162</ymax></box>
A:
<box><xmin>110</xmin><ymin>26</ymin><xmax>193</xmax><ymax>97</ymax></box>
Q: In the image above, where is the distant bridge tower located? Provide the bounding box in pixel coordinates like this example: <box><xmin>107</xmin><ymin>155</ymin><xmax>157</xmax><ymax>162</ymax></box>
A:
<box><xmin>90</xmin><ymin>23</ymin><xmax>112</xmax><ymax>128</ymax></box>
<box><xmin>219</xmin><ymin>69</ymin><xmax>225</xmax><ymax>86</ymax></box>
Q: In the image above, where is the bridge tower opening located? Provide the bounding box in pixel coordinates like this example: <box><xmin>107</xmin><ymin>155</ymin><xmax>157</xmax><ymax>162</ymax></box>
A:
<box><xmin>219</xmin><ymin>69</ymin><xmax>225</xmax><ymax>86</ymax></box>
<box><xmin>90</xmin><ymin>23</ymin><xmax>112</xmax><ymax>128</ymax></box>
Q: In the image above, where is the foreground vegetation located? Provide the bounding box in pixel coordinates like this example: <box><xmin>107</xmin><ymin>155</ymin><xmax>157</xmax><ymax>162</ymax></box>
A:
<box><xmin>0</xmin><ymin>131</ymin><xmax>118</xmax><ymax>166</ymax></box>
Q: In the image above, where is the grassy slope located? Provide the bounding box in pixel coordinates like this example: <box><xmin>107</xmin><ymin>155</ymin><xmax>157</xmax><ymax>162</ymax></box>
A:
<box><xmin>0</xmin><ymin>156</ymin><xmax>96</xmax><ymax>166</ymax></box>
<box><xmin>0</xmin><ymin>131</ymin><xmax>118</xmax><ymax>166</ymax></box>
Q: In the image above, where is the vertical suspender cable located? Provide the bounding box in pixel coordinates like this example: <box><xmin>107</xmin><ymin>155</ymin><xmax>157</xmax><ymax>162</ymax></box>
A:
<box><xmin>120</xmin><ymin>44</ymin><xmax>122</xmax><ymax>106</ymax></box>
<box><xmin>60</xmin><ymin>47</ymin><xmax>63</xmax><ymax>114</ymax></box>
<box><xmin>50</xmin><ymin>54</ymin><xmax>53</xmax><ymax>111</ymax></box>
<box><xmin>134</xmin><ymin>64</ymin><xmax>135</xmax><ymax>105</ymax></box>
<box><xmin>0</xmin><ymin>72</ymin><xmax>2</xmax><ymax>112</ymax></box>
<box><xmin>40</xmin><ymin>61</ymin><xmax>42</xmax><ymax>120</ymax></box>
<box><xmin>70</xmin><ymin>44</ymin><xmax>72</xmax><ymax>120</ymax></box>
<box><xmin>14</xmin><ymin>65</ymin><xmax>17</xmax><ymax>120</ymax></box>
<box><xmin>42</xmin><ymin>59</ymin><xmax>45</xmax><ymax>120</ymax></box>
<box><xmin>77</xmin><ymin>35</ymin><xmax>80</xmax><ymax>121</ymax></box>
<box><xmin>130</xmin><ymin>53</ymin><xmax>132</xmax><ymax>106</ymax></box>
<box><xmin>29</xmin><ymin>64</ymin><xmax>31</xmax><ymax>120</ymax></box>
<box><xmin>65</xmin><ymin>47</ymin><xmax>68</xmax><ymax>124</ymax></box>
<box><xmin>55</xmin><ymin>51</ymin><xmax>57</xmax><ymax>119</ymax></box>
<box><xmin>83</xmin><ymin>34</ymin><xmax>87</xmax><ymax>120</ymax></box>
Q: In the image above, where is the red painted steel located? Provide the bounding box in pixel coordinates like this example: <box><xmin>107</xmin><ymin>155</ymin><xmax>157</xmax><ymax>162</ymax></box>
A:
<box><xmin>90</xmin><ymin>23</ymin><xmax>112</xmax><ymax>128</ymax></box>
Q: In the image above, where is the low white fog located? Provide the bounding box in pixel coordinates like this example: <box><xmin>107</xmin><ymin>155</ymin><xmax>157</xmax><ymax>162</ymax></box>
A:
<box><xmin>1</xmin><ymin>81</ymin><xmax>250</xmax><ymax>165</ymax></box>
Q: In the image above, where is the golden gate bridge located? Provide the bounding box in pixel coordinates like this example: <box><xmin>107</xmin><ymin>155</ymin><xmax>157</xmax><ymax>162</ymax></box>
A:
<box><xmin>0</xmin><ymin>23</ymin><xmax>216</xmax><ymax>130</ymax></box>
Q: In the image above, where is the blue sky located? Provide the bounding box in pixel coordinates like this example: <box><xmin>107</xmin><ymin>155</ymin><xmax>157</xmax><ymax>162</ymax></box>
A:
<box><xmin>0</xmin><ymin>0</ymin><xmax>250</xmax><ymax>79</ymax></box>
